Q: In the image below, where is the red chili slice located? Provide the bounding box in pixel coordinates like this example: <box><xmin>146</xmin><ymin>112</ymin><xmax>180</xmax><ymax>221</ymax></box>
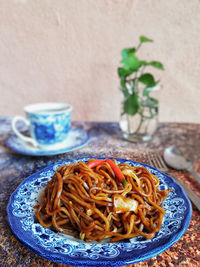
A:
<box><xmin>87</xmin><ymin>159</ymin><xmax>104</xmax><ymax>169</ymax></box>
<box><xmin>105</xmin><ymin>159</ymin><xmax>126</xmax><ymax>186</ymax></box>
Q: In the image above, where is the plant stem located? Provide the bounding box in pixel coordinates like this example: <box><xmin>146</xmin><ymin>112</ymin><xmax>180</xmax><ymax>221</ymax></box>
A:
<box><xmin>127</xmin><ymin>114</ymin><xmax>131</xmax><ymax>134</ymax></box>
<box><xmin>136</xmin><ymin>42</ymin><xmax>142</xmax><ymax>52</ymax></box>
<box><xmin>134</xmin><ymin>114</ymin><xmax>143</xmax><ymax>134</ymax></box>
<box><xmin>134</xmin><ymin>71</ymin><xmax>139</xmax><ymax>94</ymax></box>
<box><xmin>140</xmin><ymin>65</ymin><xmax>146</xmax><ymax>76</ymax></box>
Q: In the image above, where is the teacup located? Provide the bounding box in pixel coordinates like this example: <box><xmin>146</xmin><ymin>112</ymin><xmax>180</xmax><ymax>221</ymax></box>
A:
<box><xmin>12</xmin><ymin>103</ymin><xmax>72</xmax><ymax>148</ymax></box>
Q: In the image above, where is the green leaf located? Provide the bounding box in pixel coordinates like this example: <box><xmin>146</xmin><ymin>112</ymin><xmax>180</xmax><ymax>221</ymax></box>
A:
<box><xmin>139</xmin><ymin>73</ymin><xmax>156</xmax><ymax>87</ymax></box>
<box><xmin>123</xmin><ymin>93</ymin><xmax>140</xmax><ymax>115</ymax></box>
<box><xmin>121</xmin><ymin>53</ymin><xmax>141</xmax><ymax>71</ymax></box>
<box><xmin>118</xmin><ymin>67</ymin><xmax>133</xmax><ymax>78</ymax></box>
<box><xmin>140</xmin><ymin>60</ymin><xmax>148</xmax><ymax>66</ymax></box>
<box><xmin>121</xmin><ymin>48</ymin><xmax>136</xmax><ymax>58</ymax></box>
<box><xmin>140</xmin><ymin>36</ymin><xmax>153</xmax><ymax>43</ymax></box>
<box><xmin>149</xmin><ymin>61</ymin><xmax>164</xmax><ymax>70</ymax></box>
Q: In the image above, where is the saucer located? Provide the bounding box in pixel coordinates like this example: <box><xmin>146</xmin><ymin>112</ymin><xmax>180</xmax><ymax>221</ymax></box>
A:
<box><xmin>6</xmin><ymin>128</ymin><xmax>90</xmax><ymax>156</ymax></box>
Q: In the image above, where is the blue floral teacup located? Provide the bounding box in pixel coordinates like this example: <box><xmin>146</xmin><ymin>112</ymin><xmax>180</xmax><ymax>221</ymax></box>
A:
<box><xmin>12</xmin><ymin>103</ymin><xmax>72</xmax><ymax>149</ymax></box>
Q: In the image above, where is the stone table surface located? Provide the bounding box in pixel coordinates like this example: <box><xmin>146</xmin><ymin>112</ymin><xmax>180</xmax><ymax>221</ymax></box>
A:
<box><xmin>0</xmin><ymin>117</ymin><xmax>200</xmax><ymax>267</ymax></box>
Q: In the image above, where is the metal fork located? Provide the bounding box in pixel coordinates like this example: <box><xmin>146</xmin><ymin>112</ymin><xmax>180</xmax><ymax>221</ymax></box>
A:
<box><xmin>147</xmin><ymin>151</ymin><xmax>200</xmax><ymax>211</ymax></box>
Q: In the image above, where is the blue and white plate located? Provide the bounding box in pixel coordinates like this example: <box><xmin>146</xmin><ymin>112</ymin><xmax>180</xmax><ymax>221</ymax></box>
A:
<box><xmin>6</xmin><ymin>128</ymin><xmax>90</xmax><ymax>156</ymax></box>
<box><xmin>7</xmin><ymin>157</ymin><xmax>192</xmax><ymax>266</ymax></box>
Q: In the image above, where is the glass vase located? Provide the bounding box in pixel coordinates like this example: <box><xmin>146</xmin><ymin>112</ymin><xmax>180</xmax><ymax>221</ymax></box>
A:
<box><xmin>120</xmin><ymin>98</ymin><xmax>159</xmax><ymax>142</ymax></box>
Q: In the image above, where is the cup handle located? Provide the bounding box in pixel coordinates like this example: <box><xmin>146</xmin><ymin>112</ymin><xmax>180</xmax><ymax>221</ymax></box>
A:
<box><xmin>12</xmin><ymin>116</ymin><xmax>39</xmax><ymax>147</ymax></box>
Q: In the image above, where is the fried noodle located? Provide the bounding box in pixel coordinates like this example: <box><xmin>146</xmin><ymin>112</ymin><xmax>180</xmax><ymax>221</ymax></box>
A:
<box><xmin>35</xmin><ymin>159</ymin><xmax>171</xmax><ymax>242</ymax></box>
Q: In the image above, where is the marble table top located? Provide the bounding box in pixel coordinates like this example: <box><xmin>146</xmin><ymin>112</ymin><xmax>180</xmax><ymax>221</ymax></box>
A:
<box><xmin>0</xmin><ymin>117</ymin><xmax>200</xmax><ymax>266</ymax></box>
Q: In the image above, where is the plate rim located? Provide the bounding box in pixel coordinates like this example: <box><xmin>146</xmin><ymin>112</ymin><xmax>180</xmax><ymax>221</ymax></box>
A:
<box><xmin>7</xmin><ymin>157</ymin><xmax>192</xmax><ymax>266</ymax></box>
<box><xmin>5</xmin><ymin>128</ymin><xmax>90</xmax><ymax>156</ymax></box>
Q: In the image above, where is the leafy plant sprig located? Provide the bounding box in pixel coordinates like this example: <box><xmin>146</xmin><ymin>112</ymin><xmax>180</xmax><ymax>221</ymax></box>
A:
<box><xmin>118</xmin><ymin>36</ymin><xmax>164</xmax><ymax>117</ymax></box>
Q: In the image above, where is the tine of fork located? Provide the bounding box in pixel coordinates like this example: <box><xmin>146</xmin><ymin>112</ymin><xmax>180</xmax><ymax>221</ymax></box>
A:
<box><xmin>147</xmin><ymin>152</ymin><xmax>154</xmax><ymax>166</ymax></box>
<box><xmin>152</xmin><ymin>154</ymin><xmax>162</xmax><ymax>169</ymax></box>
<box><xmin>151</xmin><ymin>157</ymin><xmax>159</xmax><ymax>168</ymax></box>
<box><xmin>147</xmin><ymin>152</ymin><xmax>160</xmax><ymax>169</ymax></box>
<box><xmin>157</xmin><ymin>153</ymin><xmax>167</xmax><ymax>169</ymax></box>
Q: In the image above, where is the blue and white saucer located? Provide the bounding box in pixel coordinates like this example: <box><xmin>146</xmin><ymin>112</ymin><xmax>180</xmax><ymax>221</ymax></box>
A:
<box><xmin>6</xmin><ymin>128</ymin><xmax>90</xmax><ymax>156</ymax></box>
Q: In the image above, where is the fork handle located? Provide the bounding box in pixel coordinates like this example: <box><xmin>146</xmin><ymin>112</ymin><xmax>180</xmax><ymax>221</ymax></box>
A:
<box><xmin>187</xmin><ymin>169</ymin><xmax>200</xmax><ymax>185</ymax></box>
<box><xmin>169</xmin><ymin>172</ymin><xmax>200</xmax><ymax>211</ymax></box>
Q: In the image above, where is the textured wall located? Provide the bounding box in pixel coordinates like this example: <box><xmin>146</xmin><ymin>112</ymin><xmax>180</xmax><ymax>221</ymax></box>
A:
<box><xmin>0</xmin><ymin>0</ymin><xmax>200</xmax><ymax>122</ymax></box>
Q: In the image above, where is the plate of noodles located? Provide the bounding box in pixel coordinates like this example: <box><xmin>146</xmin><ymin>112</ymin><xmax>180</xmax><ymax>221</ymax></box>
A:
<box><xmin>7</xmin><ymin>157</ymin><xmax>192</xmax><ymax>266</ymax></box>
